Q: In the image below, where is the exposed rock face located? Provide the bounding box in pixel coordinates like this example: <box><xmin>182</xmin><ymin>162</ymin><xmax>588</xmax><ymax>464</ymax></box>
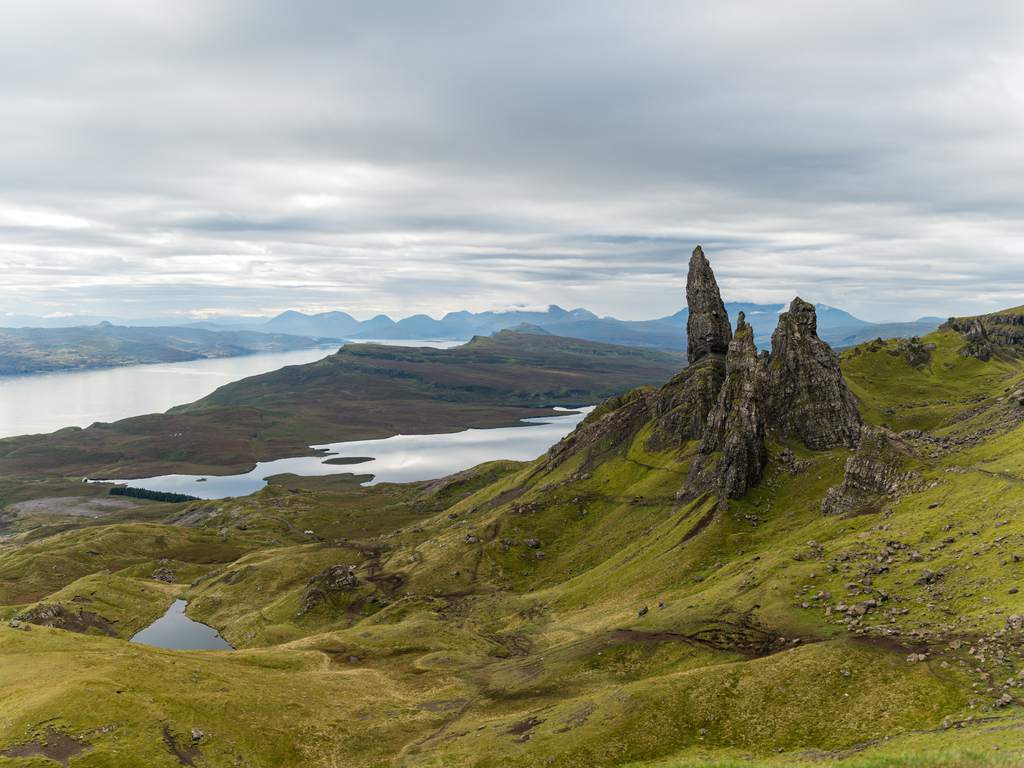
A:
<box><xmin>820</xmin><ymin>428</ymin><xmax>923</xmax><ymax>516</ymax></box>
<box><xmin>685</xmin><ymin>313</ymin><xmax>767</xmax><ymax>499</ymax></box>
<box><xmin>896</xmin><ymin>336</ymin><xmax>934</xmax><ymax>368</ymax></box>
<box><xmin>686</xmin><ymin>246</ymin><xmax>732</xmax><ymax>364</ymax></box>
<box><xmin>15</xmin><ymin>602</ymin><xmax>117</xmax><ymax>636</ymax></box>
<box><xmin>765</xmin><ymin>298</ymin><xmax>862</xmax><ymax>450</ymax></box>
<box><xmin>984</xmin><ymin>312</ymin><xmax>1024</xmax><ymax>355</ymax></box>
<box><xmin>941</xmin><ymin>317</ymin><xmax>995</xmax><ymax>361</ymax></box>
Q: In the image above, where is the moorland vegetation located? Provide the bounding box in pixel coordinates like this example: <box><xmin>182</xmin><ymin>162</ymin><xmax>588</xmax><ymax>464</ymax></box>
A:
<box><xmin>1</xmin><ymin>248</ymin><xmax>1024</xmax><ymax>767</ymax></box>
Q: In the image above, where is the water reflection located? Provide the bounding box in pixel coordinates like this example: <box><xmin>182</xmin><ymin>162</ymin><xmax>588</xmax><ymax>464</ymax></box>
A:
<box><xmin>105</xmin><ymin>407</ymin><xmax>592</xmax><ymax>500</ymax></box>
<box><xmin>130</xmin><ymin>599</ymin><xmax>233</xmax><ymax>651</ymax></box>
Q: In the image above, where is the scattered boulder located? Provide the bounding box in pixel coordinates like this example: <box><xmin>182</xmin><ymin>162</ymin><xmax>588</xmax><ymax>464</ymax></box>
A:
<box><xmin>524</xmin><ymin>539</ymin><xmax>542</xmax><ymax>549</ymax></box>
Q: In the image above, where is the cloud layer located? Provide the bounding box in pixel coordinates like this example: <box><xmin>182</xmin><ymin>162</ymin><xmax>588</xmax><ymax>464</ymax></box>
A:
<box><xmin>1</xmin><ymin>1</ymin><xmax>1023</xmax><ymax>323</ymax></box>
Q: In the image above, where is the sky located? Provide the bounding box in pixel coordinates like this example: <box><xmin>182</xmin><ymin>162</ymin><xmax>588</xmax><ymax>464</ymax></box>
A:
<box><xmin>1</xmin><ymin>1</ymin><xmax>1024</xmax><ymax>324</ymax></box>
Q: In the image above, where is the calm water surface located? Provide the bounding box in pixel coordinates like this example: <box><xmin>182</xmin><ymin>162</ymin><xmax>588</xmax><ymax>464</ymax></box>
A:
<box><xmin>104</xmin><ymin>407</ymin><xmax>593</xmax><ymax>499</ymax></box>
<box><xmin>0</xmin><ymin>339</ymin><xmax>465</xmax><ymax>439</ymax></box>
<box><xmin>130</xmin><ymin>599</ymin><xmax>233</xmax><ymax>650</ymax></box>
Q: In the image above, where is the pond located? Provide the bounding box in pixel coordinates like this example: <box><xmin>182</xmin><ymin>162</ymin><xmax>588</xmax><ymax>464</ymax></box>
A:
<box><xmin>103</xmin><ymin>406</ymin><xmax>593</xmax><ymax>500</ymax></box>
<box><xmin>129</xmin><ymin>599</ymin><xmax>234</xmax><ymax>651</ymax></box>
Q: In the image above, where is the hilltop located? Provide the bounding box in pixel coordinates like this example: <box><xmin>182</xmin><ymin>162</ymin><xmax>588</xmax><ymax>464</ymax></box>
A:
<box><xmin>0</xmin><ymin>249</ymin><xmax>1023</xmax><ymax>766</ymax></box>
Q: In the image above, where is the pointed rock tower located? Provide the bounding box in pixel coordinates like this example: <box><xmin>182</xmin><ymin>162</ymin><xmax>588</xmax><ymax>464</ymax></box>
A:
<box><xmin>686</xmin><ymin>246</ymin><xmax>732</xmax><ymax>364</ymax></box>
<box><xmin>764</xmin><ymin>298</ymin><xmax>862</xmax><ymax>450</ymax></box>
<box><xmin>685</xmin><ymin>311</ymin><xmax>768</xmax><ymax>499</ymax></box>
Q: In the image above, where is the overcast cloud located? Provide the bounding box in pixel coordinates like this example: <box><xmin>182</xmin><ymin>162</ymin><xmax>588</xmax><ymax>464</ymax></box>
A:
<box><xmin>1</xmin><ymin>1</ymin><xmax>1023</xmax><ymax>323</ymax></box>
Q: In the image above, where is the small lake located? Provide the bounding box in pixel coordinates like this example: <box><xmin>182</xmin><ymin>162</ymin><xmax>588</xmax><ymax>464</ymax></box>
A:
<box><xmin>103</xmin><ymin>407</ymin><xmax>593</xmax><ymax>499</ymax></box>
<box><xmin>0</xmin><ymin>339</ymin><xmax>466</xmax><ymax>439</ymax></box>
<box><xmin>130</xmin><ymin>599</ymin><xmax>234</xmax><ymax>651</ymax></box>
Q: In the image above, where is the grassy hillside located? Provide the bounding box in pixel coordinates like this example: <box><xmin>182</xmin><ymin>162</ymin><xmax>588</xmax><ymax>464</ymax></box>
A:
<box><xmin>0</xmin><ymin>325</ymin><xmax>1023</xmax><ymax>766</ymax></box>
<box><xmin>0</xmin><ymin>331</ymin><xmax>686</xmax><ymax>483</ymax></box>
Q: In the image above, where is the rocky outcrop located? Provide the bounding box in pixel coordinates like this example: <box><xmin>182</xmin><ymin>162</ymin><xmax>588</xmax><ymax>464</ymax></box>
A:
<box><xmin>764</xmin><ymin>298</ymin><xmax>862</xmax><ymax>450</ymax></box>
<box><xmin>895</xmin><ymin>336</ymin><xmax>934</xmax><ymax>368</ymax></box>
<box><xmin>15</xmin><ymin>602</ymin><xmax>117</xmax><ymax>636</ymax></box>
<box><xmin>685</xmin><ymin>313</ymin><xmax>767</xmax><ymax>499</ymax></box>
<box><xmin>643</xmin><ymin>359</ymin><xmax>726</xmax><ymax>452</ymax></box>
<box><xmin>548</xmin><ymin>357</ymin><xmax>726</xmax><ymax>469</ymax></box>
<box><xmin>940</xmin><ymin>317</ymin><xmax>995</xmax><ymax>361</ymax></box>
<box><xmin>686</xmin><ymin>246</ymin><xmax>732</xmax><ymax>364</ymax></box>
<box><xmin>298</xmin><ymin>564</ymin><xmax>362</xmax><ymax>615</ymax></box>
<box><xmin>820</xmin><ymin>428</ymin><xmax>923</xmax><ymax>516</ymax></box>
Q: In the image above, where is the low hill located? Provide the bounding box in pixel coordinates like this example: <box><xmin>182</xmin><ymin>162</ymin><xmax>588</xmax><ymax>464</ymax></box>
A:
<box><xmin>0</xmin><ymin>331</ymin><xmax>686</xmax><ymax>481</ymax></box>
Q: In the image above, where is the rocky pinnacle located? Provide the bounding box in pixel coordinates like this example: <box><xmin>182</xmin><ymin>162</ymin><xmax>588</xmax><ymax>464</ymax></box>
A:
<box><xmin>686</xmin><ymin>246</ymin><xmax>733</xmax><ymax>364</ymax></box>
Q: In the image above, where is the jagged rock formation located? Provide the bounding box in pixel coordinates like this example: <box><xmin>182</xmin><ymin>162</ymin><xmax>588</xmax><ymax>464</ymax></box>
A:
<box><xmin>764</xmin><ymin>298</ymin><xmax>863</xmax><ymax>450</ymax></box>
<box><xmin>895</xmin><ymin>336</ymin><xmax>934</xmax><ymax>368</ymax></box>
<box><xmin>686</xmin><ymin>246</ymin><xmax>732</xmax><ymax>364</ymax></box>
<box><xmin>551</xmin><ymin>251</ymin><xmax>864</xmax><ymax>503</ymax></box>
<box><xmin>941</xmin><ymin>317</ymin><xmax>995</xmax><ymax>361</ymax></box>
<box><xmin>984</xmin><ymin>312</ymin><xmax>1024</xmax><ymax>354</ymax></box>
<box><xmin>685</xmin><ymin>313</ymin><xmax>767</xmax><ymax>499</ymax></box>
<box><xmin>820</xmin><ymin>428</ymin><xmax>923</xmax><ymax>516</ymax></box>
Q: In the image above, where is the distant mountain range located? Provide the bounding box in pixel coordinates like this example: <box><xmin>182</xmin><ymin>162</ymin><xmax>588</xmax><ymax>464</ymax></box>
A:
<box><xmin>1</xmin><ymin>303</ymin><xmax>946</xmax><ymax>355</ymax></box>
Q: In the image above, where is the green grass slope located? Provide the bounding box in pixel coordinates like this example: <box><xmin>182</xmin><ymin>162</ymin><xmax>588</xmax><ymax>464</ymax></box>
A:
<box><xmin>0</xmin><ymin>325</ymin><xmax>1023</xmax><ymax>765</ymax></box>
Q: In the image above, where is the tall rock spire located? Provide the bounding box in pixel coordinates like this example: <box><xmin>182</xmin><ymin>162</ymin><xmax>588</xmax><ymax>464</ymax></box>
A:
<box><xmin>765</xmin><ymin>297</ymin><xmax>862</xmax><ymax>450</ymax></box>
<box><xmin>684</xmin><ymin>312</ymin><xmax>768</xmax><ymax>500</ymax></box>
<box><xmin>686</xmin><ymin>246</ymin><xmax>732</xmax><ymax>364</ymax></box>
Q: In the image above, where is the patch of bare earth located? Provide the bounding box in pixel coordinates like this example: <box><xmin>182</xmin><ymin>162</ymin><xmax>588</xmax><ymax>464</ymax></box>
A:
<box><xmin>7</xmin><ymin>495</ymin><xmax>142</xmax><ymax>517</ymax></box>
<box><xmin>0</xmin><ymin>726</ymin><xmax>91</xmax><ymax>767</ymax></box>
